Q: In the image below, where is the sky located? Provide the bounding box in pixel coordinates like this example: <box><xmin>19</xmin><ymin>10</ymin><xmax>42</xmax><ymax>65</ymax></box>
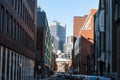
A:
<box><xmin>37</xmin><ymin>0</ymin><xmax>99</xmax><ymax>37</ymax></box>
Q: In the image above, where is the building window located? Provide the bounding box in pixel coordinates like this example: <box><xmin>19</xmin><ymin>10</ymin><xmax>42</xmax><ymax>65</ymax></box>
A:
<box><xmin>15</xmin><ymin>0</ymin><xmax>18</xmax><ymax>12</ymax></box>
<box><xmin>25</xmin><ymin>8</ymin><xmax>27</xmax><ymax>24</ymax></box>
<box><xmin>6</xmin><ymin>49</ymin><xmax>9</xmax><ymax>80</ymax></box>
<box><xmin>20</xmin><ymin>0</ymin><xmax>22</xmax><ymax>17</ymax></box>
<box><xmin>15</xmin><ymin>0</ymin><xmax>17</xmax><ymax>10</ymax></box>
<box><xmin>8</xmin><ymin>50</ymin><xmax>11</xmax><ymax>80</ymax></box>
<box><xmin>22</xmin><ymin>4</ymin><xmax>24</xmax><ymax>21</ymax></box>
<box><xmin>17</xmin><ymin>54</ymin><xmax>20</xmax><ymax>80</ymax></box>
<box><xmin>10</xmin><ymin>16</ymin><xmax>12</xmax><ymax>36</ymax></box>
<box><xmin>18</xmin><ymin>0</ymin><xmax>20</xmax><ymax>14</ymax></box>
<box><xmin>20</xmin><ymin>28</ymin><xmax>23</xmax><ymax>44</ymax></box>
<box><xmin>14</xmin><ymin>53</ymin><xmax>16</xmax><ymax>79</ymax></box>
<box><xmin>21</xmin><ymin>29</ymin><xmax>23</xmax><ymax>44</ymax></box>
<box><xmin>0</xmin><ymin>46</ymin><xmax>35</xmax><ymax>80</ymax></box>
<box><xmin>11</xmin><ymin>18</ymin><xmax>14</xmax><ymax>38</ymax></box>
<box><xmin>106</xmin><ymin>0</ymin><xmax>108</xmax><ymax>14</ymax></box>
<box><xmin>16</xmin><ymin>23</ymin><xmax>19</xmax><ymax>41</ymax></box>
<box><xmin>22</xmin><ymin>30</ymin><xmax>25</xmax><ymax>45</ymax></box>
<box><xmin>27</xmin><ymin>12</ymin><xmax>29</xmax><ymax>26</ymax></box>
<box><xmin>0</xmin><ymin>6</ymin><xmax>1</xmax><ymax>31</ymax></box>
<box><xmin>2</xmin><ymin>47</ymin><xmax>6</xmax><ymax>80</ymax></box>
<box><xmin>0</xmin><ymin>45</ymin><xmax>3</xmax><ymax>80</ymax></box>
<box><xmin>12</xmin><ymin>0</ymin><xmax>16</xmax><ymax>9</ymax></box>
<box><xmin>11</xmin><ymin>0</ymin><xmax>14</xmax><ymax>6</ymax></box>
<box><xmin>13</xmin><ymin>0</ymin><xmax>16</xmax><ymax>9</ymax></box>
<box><xmin>6</xmin><ymin>11</ymin><xmax>9</xmax><ymax>34</ymax></box>
<box><xmin>12</xmin><ymin>20</ymin><xmax>14</xmax><ymax>39</ymax></box>
<box><xmin>23</xmin><ymin>6</ymin><xmax>25</xmax><ymax>22</ymax></box>
<box><xmin>11</xmin><ymin>51</ymin><xmax>15</xmax><ymax>80</ymax></box>
<box><xmin>21</xmin><ymin>1</ymin><xmax>24</xmax><ymax>19</ymax></box>
<box><xmin>18</xmin><ymin>26</ymin><xmax>21</xmax><ymax>43</ymax></box>
<box><xmin>28</xmin><ymin>14</ymin><xmax>29</xmax><ymax>27</ymax></box>
<box><xmin>13</xmin><ymin>20</ymin><xmax>16</xmax><ymax>40</ymax></box>
<box><xmin>0</xmin><ymin>6</ymin><xmax>4</xmax><ymax>31</ymax></box>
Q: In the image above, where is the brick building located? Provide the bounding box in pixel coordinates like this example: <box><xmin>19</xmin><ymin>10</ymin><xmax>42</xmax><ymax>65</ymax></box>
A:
<box><xmin>73</xmin><ymin>15</ymin><xmax>88</xmax><ymax>42</ymax></box>
<box><xmin>73</xmin><ymin>9</ymin><xmax>97</xmax><ymax>75</ymax></box>
<box><xmin>35</xmin><ymin>8</ymin><xmax>53</xmax><ymax>79</ymax></box>
<box><xmin>72</xmin><ymin>15</ymin><xmax>87</xmax><ymax>74</ymax></box>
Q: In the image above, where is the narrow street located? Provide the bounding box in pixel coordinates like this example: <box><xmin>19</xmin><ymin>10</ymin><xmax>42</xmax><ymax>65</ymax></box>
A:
<box><xmin>49</xmin><ymin>76</ymin><xmax>69</xmax><ymax>80</ymax></box>
<box><xmin>39</xmin><ymin>74</ymin><xmax>112</xmax><ymax>80</ymax></box>
<box><xmin>0</xmin><ymin>0</ymin><xmax>120</xmax><ymax>80</ymax></box>
<box><xmin>38</xmin><ymin>74</ymin><xmax>69</xmax><ymax>80</ymax></box>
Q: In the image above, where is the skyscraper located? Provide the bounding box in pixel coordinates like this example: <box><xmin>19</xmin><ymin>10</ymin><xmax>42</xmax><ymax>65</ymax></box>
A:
<box><xmin>64</xmin><ymin>36</ymin><xmax>73</xmax><ymax>59</ymax></box>
<box><xmin>49</xmin><ymin>20</ymin><xmax>66</xmax><ymax>52</ymax></box>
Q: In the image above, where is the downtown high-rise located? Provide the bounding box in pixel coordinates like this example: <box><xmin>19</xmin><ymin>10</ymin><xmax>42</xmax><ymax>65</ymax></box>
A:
<box><xmin>64</xmin><ymin>36</ymin><xmax>73</xmax><ymax>59</ymax></box>
<box><xmin>49</xmin><ymin>20</ymin><xmax>66</xmax><ymax>52</ymax></box>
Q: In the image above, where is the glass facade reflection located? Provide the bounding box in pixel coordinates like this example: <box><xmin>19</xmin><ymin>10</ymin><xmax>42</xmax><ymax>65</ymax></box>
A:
<box><xmin>0</xmin><ymin>45</ymin><xmax>35</xmax><ymax>80</ymax></box>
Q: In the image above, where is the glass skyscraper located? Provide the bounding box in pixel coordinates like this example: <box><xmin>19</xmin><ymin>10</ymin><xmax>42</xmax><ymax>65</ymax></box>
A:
<box><xmin>49</xmin><ymin>20</ymin><xmax>66</xmax><ymax>52</ymax></box>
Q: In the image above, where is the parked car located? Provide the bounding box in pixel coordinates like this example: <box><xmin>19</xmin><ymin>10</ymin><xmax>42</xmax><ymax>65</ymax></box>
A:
<box><xmin>83</xmin><ymin>76</ymin><xmax>112</xmax><ymax>80</ymax></box>
<box><xmin>98</xmin><ymin>76</ymin><xmax>111</xmax><ymax>80</ymax></box>
<box><xmin>75</xmin><ymin>75</ymin><xmax>87</xmax><ymax>80</ymax></box>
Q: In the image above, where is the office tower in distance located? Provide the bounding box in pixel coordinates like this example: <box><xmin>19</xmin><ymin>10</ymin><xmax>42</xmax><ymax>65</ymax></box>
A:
<box><xmin>64</xmin><ymin>36</ymin><xmax>73</xmax><ymax>59</ymax></box>
<box><xmin>49</xmin><ymin>20</ymin><xmax>66</xmax><ymax>52</ymax></box>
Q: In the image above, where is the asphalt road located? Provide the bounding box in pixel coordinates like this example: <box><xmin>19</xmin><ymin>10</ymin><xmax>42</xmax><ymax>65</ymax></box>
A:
<box><xmin>48</xmin><ymin>75</ymin><xmax>70</xmax><ymax>80</ymax></box>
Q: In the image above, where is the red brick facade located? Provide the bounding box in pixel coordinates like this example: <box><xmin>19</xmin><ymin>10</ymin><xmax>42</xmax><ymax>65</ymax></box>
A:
<box><xmin>73</xmin><ymin>15</ymin><xmax>88</xmax><ymax>39</ymax></box>
<box><xmin>80</xmin><ymin>9</ymin><xmax>97</xmax><ymax>53</ymax></box>
<box><xmin>80</xmin><ymin>9</ymin><xmax>97</xmax><ymax>75</ymax></box>
<box><xmin>73</xmin><ymin>9</ymin><xmax>97</xmax><ymax>75</ymax></box>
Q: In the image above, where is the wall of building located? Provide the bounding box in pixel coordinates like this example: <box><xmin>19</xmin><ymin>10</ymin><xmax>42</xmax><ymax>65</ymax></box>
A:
<box><xmin>56</xmin><ymin>58</ymin><xmax>71</xmax><ymax>73</ymax></box>
<box><xmin>36</xmin><ymin>9</ymin><xmax>53</xmax><ymax>79</ymax></box>
<box><xmin>73</xmin><ymin>15</ymin><xmax>88</xmax><ymax>40</ymax></box>
<box><xmin>73</xmin><ymin>9</ymin><xmax>97</xmax><ymax>75</ymax></box>
<box><xmin>49</xmin><ymin>21</ymin><xmax>66</xmax><ymax>52</ymax></box>
<box><xmin>0</xmin><ymin>0</ymin><xmax>37</xmax><ymax>79</ymax></box>
<box><xmin>94</xmin><ymin>0</ymin><xmax>120</xmax><ymax>79</ymax></box>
